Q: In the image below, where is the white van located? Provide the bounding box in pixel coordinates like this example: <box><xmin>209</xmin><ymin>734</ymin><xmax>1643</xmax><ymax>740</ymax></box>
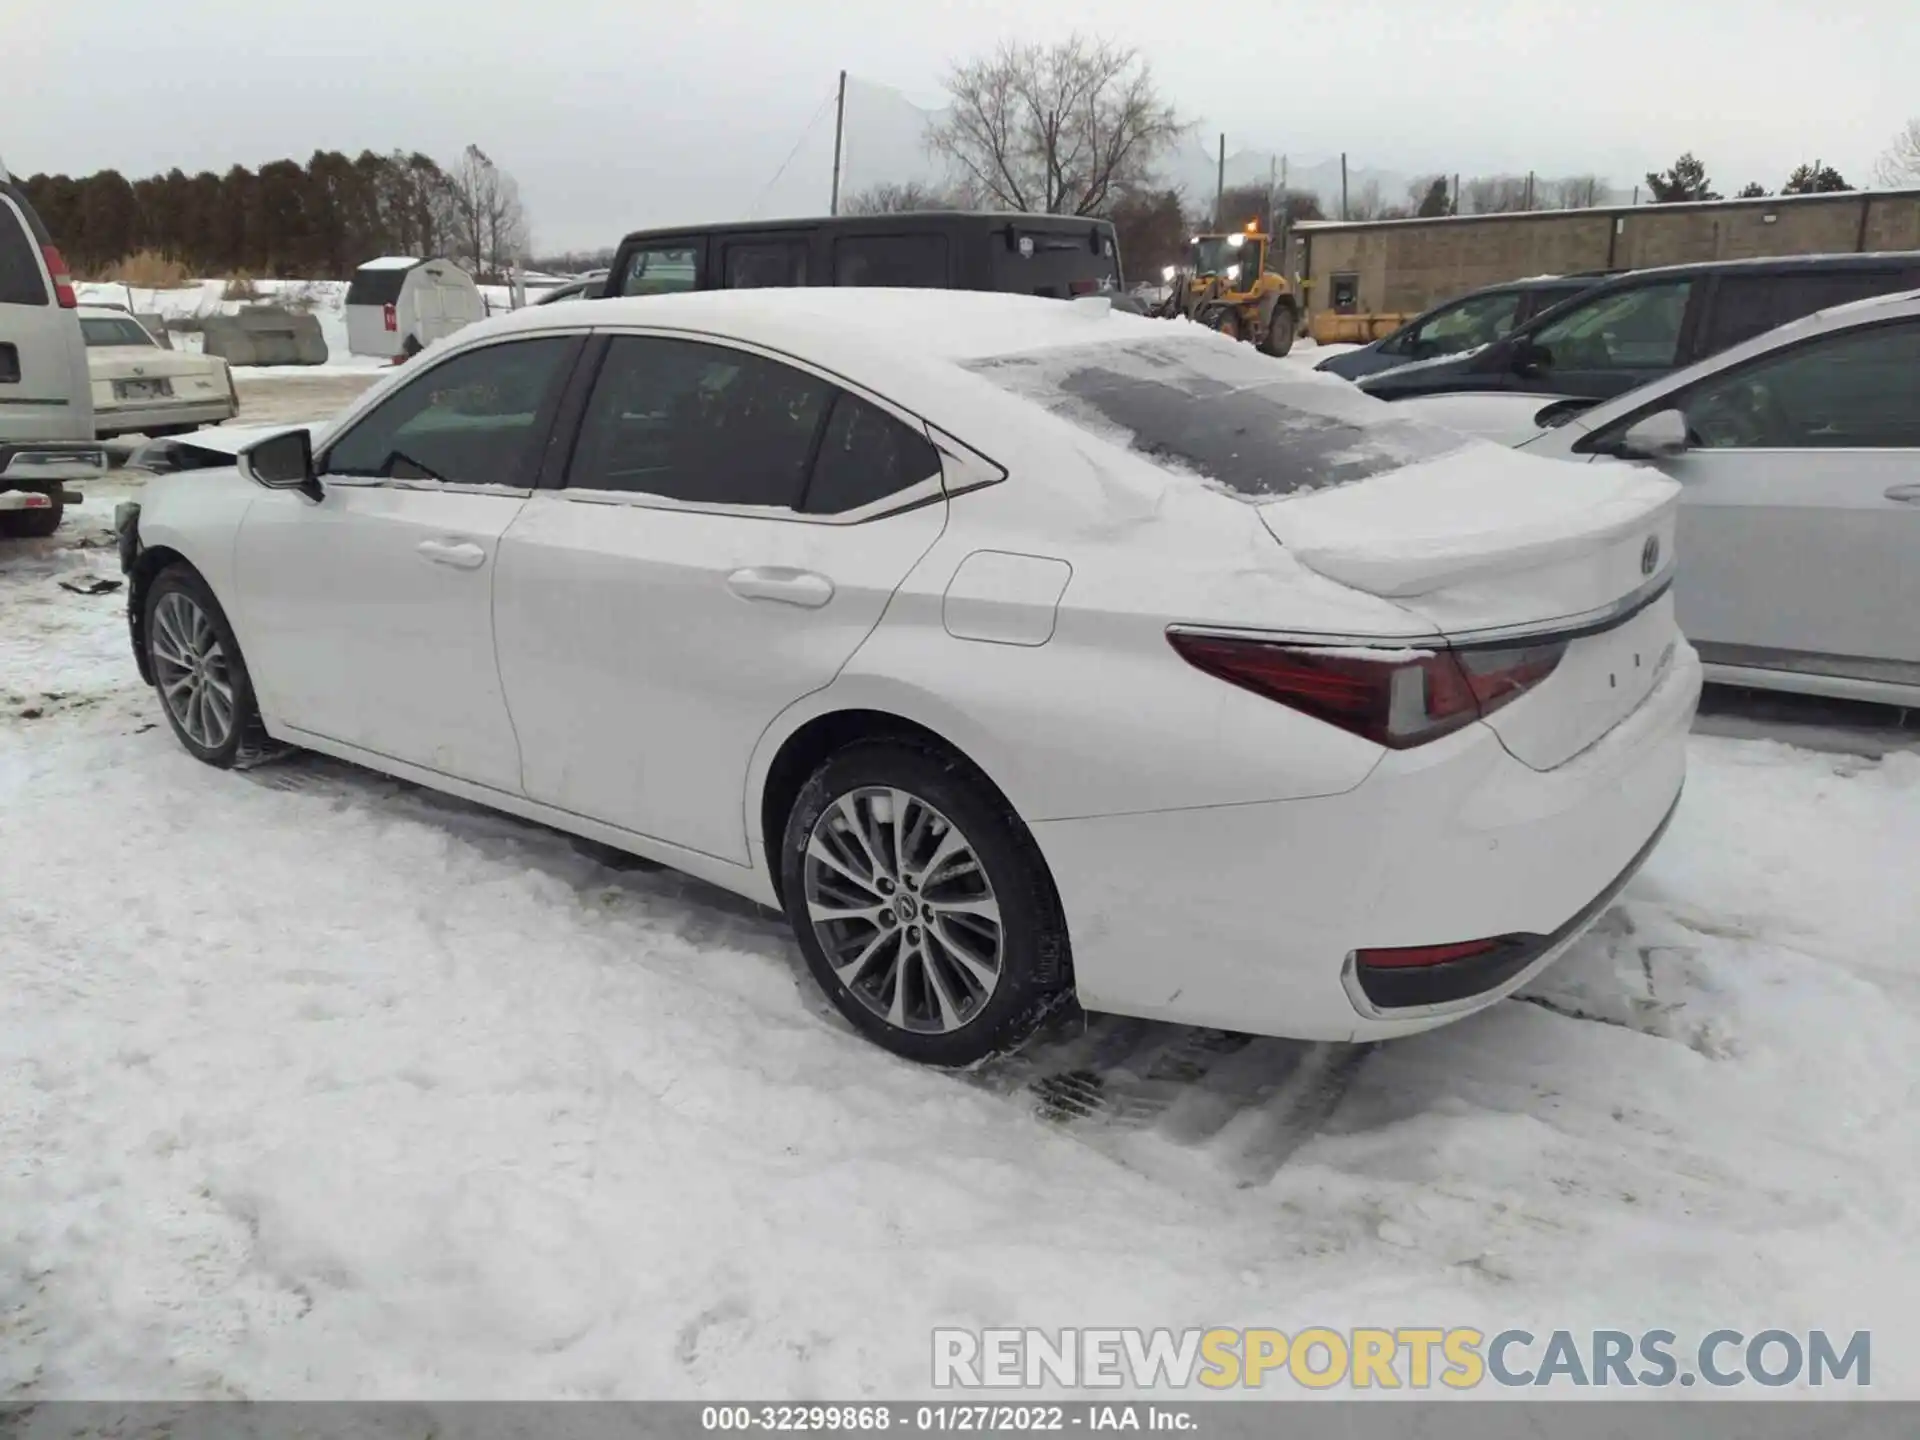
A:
<box><xmin>343</xmin><ymin>256</ymin><xmax>486</xmax><ymax>360</ymax></box>
<box><xmin>1</xmin><ymin>157</ymin><xmax>107</xmax><ymax>536</ymax></box>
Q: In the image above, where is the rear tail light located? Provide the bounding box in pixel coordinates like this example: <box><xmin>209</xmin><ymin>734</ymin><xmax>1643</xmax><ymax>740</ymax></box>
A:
<box><xmin>1354</xmin><ymin>938</ymin><xmax>1507</xmax><ymax>969</ymax></box>
<box><xmin>382</xmin><ymin>302</ymin><xmax>397</xmax><ymax>332</ymax></box>
<box><xmin>42</xmin><ymin>245</ymin><xmax>76</xmax><ymax>308</ymax></box>
<box><xmin>1166</xmin><ymin>633</ymin><xmax>1567</xmax><ymax>750</ymax></box>
<box><xmin>1069</xmin><ymin>278</ymin><xmax>1102</xmax><ymax>296</ymax></box>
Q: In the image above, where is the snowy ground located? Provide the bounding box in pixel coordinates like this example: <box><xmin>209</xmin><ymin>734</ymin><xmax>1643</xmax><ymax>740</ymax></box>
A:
<box><xmin>3</xmin><ymin>476</ymin><xmax>1918</xmax><ymax>1401</ymax></box>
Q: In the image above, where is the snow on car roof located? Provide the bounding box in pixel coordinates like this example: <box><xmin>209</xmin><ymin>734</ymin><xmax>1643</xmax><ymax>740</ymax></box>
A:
<box><xmin>356</xmin><ymin>256</ymin><xmax>424</xmax><ymax>271</ymax></box>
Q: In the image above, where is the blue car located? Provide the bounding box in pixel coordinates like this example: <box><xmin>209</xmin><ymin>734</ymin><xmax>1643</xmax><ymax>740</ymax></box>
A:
<box><xmin>1314</xmin><ymin>274</ymin><xmax>1612</xmax><ymax>381</ymax></box>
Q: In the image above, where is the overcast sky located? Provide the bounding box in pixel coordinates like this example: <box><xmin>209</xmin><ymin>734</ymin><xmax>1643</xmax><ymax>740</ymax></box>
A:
<box><xmin>12</xmin><ymin>0</ymin><xmax>1916</xmax><ymax>253</ymax></box>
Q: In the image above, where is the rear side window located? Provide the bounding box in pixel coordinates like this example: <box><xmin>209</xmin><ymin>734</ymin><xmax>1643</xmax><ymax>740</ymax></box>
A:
<box><xmin>567</xmin><ymin>335</ymin><xmax>831</xmax><ymax>507</ymax></box>
<box><xmin>1701</xmin><ymin>270</ymin><xmax>1913</xmax><ymax>354</ymax></box>
<box><xmin>0</xmin><ymin>196</ymin><xmax>48</xmax><ymax>306</ymax></box>
<box><xmin>835</xmin><ymin>235</ymin><xmax>949</xmax><ymax>287</ymax></box>
<box><xmin>971</xmin><ymin>335</ymin><xmax>1467</xmax><ymax>498</ymax></box>
<box><xmin>724</xmin><ymin>241</ymin><xmax>807</xmax><ymax>289</ymax></box>
<box><xmin>803</xmin><ymin>394</ymin><xmax>940</xmax><ymax>514</ymax></box>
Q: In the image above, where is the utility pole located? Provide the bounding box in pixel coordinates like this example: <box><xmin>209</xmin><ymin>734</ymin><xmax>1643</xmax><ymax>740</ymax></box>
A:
<box><xmin>1214</xmin><ymin>134</ymin><xmax>1226</xmax><ymax>229</ymax></box>
<box><xmin>1340</xmin><ymin>153</ymin><xmax>1349</xmax><ymax>221</ymax></box>
<box><xmin>1452</xmin><ymin>173</ymin><xmax>1460</xmax><ymax>216</ymax></box>
<box><xmin>829</xmin><ymin>70</ymin><xmax>848</xmax><ymax>216</ymax></box>
<box><xmin>1267</xmin><ymin>156</ymin><xmax>1277</xmax><ymax>232</ymax></box>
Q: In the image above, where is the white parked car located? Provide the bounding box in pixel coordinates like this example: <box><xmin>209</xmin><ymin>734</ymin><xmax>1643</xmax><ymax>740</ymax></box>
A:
<box><xmin>113</xmin><ymin>290</ymin><xmax>1700</xmax><ymax>1066</ymax></box>
<box><xmin>1517</xmin><ymin>289</ymin><xmax>1920</xmax><ymax>709</ymax></box>
<box><xmin>79</xmin><ymin>307</ymin><xmax>236</xmax><ymax>438</ymax></box>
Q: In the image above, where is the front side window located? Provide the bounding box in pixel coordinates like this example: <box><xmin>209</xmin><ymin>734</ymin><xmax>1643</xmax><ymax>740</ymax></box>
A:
<box><xmin>324</xmin><ymin>336</ymin><xmax>571</xmax><ymax>486</ymax></box>
<box><xmin>81</xmin><ymin>316</ymin><xmax>157</xmax><ymax>347</ymax></box>
<box><xmin>1529</xmin><ymin>280</ymin><xmax>1693</xmax><ymax>372</ymax></box>
<box><xmin>567</xmin><ymin>336</ymin><xmax>831</xmax><ymax>507</ymax></box>
<box><xmin>1675</xmin><ymin>320</ymin><xmax>1920</xmax><ymax>451</ymax></box>
<box><xmin>619</xmin><ymin>244</ymin><xmax>699</xmax><ymax>297</ymax></box>
<box><xmin>1410</xmin><ymin>291</ymin><xmax>1522</xmax><ymax>358</ymax></box>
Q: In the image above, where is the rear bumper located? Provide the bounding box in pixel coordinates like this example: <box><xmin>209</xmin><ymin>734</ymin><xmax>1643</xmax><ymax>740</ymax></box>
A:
<box><xmin>0</xmin><ymin>441</ymin><xmax>108</xmax><ymax>483</ymax></box>
<box><xmin>1033</xmin><ymin>639</ymin><xmax>1703</xmax><ymax>1043</ymax></box>
<box><xmin>95</xmin><ymin>398</ymin><xmax>236</xmax><ymax>437</ymax></box>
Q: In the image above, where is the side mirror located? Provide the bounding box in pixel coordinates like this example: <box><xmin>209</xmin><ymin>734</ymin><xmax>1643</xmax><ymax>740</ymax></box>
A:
<box><xmin>1613</xmin><ymin>408</ymin><xmax>1691</xmax><ymax>460</ymax></box>
<box><xmin>239</xmin><ymin>428</ymin><xmax>322</xmax><ymax>503</ymax></box>
<box><xmin>1509</xmin><ymin>337</ymin><xmax>1549</xmax><ymax>376</ymax></box>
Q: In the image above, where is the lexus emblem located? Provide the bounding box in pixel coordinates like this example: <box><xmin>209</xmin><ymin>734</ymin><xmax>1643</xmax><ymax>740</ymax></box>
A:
<box><xmin>1641</xmin><ymin>536</ymin><xmax>1660</xmax><ymax>575</ymax></box>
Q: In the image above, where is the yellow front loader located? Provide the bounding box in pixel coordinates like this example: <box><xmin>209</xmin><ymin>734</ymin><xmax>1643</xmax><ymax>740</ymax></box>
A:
<box><xmin>1153</xmin><ymin>222</ymin><xmax>1299</xmax><ymax>357</ymax></box>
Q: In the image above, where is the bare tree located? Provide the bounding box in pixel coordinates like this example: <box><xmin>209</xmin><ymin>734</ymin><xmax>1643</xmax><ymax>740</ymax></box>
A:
<box><xmin>843</xmin><ymin>181</ymin><xmax>959</xmax><ymax>215</ymax></box>
<box><xmin>1539</xmin><ymin>175</ymin><xmax>1608</xmax><ymax>209</ymax></box>
<box><xmin>445</xmin><ymin>144</ymin><xmax>531</xmax><ymax>280</ymax></box>
<box><xmin>1874</xmin><ymin>119</ymin><xmax>1920</xmax><ymax>186</ymax></box>
<box><xmin>1460</xmin><ymin>174</ymin><xmax>1532</xmax><ymax>215</ymax></box>
<box><xmin>928</xmin><ymin>35</ymin><xmax>1184</xmax><ymax>215</ymax></box>
<box><xmin>1344</xmin><ymin>179</ymin><xmax>1387</xmax><ymax>221</ymax></box>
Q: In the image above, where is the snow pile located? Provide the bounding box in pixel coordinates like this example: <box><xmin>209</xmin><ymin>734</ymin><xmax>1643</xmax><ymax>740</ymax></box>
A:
<box><xmin>2</xmin><ymin>503</ymin><xmax>1918</xmax><ymax>1401</ymax></box>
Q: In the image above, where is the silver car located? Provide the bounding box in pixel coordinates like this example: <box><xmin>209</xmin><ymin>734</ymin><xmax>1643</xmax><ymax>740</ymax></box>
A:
<box><xmin>1518</xmin><ymin>289</ymin><xmax>1920</xmax><ymax>708</ymax></box>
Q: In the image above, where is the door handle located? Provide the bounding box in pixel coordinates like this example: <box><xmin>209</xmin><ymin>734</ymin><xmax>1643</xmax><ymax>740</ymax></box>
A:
<box><xmin>1884</xmin><ymin>484</ymin><xmax>1920</xmax><ymax>504</ymax></box>
<box><xmin>726</xmin><ymin>566</ymin><xmax>834</xmax><ymax>608</ymax></box>
<box><xmin>416</xmin><ymin>539</ymin><xmax>487</xmax><ymax>569</ymax></box>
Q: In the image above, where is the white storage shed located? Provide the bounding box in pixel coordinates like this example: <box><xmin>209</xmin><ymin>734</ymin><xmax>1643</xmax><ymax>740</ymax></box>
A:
<box><xmin>344</xmin><ymin>256</ymin><xmax>486</xmax><ymax>360</ymax></box>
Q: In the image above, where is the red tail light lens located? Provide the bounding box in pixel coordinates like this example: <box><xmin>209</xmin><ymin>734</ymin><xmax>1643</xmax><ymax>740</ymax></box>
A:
<box><xmin>382</xmin><ymin>302</ymin><xmax>397</xmax><ymax>332</ymax></box>
<box><xmin>1167</xmin><ymin>633</ymin><xmax>1567</xmax><ymax>750</ymax></box>
<box><xmin>42</xmin><ymin>245</ymin><xmax>77</xmax><ymax>308</ymax></box>
<box><xmin>1354</xmin><ymin>938</ymin><xmax>1506</xmax><ymax>969</ymax></box>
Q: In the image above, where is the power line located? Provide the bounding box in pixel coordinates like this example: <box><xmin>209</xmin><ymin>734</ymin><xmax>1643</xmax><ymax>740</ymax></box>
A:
<box><xmin>752</xmin><ymin>88</ymin><xmax>839</xmax><ymax>218</ymax></box>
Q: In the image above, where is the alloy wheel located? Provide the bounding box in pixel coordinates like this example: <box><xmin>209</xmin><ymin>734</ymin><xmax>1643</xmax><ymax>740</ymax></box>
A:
<box><xmin>150</xmin><ymin>589</ymin><xmax>237</xmax><ymax>751</ymax></box>
<box><xmin>802</xmin><ymin>787</ymin><xmax>1004</xmax><ymax>1034</ymax></box>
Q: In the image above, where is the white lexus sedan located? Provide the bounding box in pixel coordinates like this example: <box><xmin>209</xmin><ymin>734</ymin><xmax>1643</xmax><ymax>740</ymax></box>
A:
<box><xmin>79</xmin><ymin>306</ymin><xmax>237</xmax><ymax>438</ymax></box>
<box><xmin>113</xmin><ymin>290</ymin><xmax>1701</xmax><ymax>1066</ymax></box>
<box><xmin>1517</xmin><ymin>289</ymin><xmax>1920</xmax><ymax>709</ymax></box>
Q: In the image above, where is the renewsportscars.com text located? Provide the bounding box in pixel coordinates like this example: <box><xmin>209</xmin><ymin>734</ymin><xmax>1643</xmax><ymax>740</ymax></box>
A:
<box><xmin>932</xmin><ymin>1327</ymin><xmax>1871</xmax><ymax>1391</ymax></box>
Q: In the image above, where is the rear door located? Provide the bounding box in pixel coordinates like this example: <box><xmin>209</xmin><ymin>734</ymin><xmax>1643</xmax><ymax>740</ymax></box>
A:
<box><xmin>1694</xmin><ymin>267</ymin><xmax>1920</xmax><ymax>358</ymax></box>
<box><xmin>990</xmin><ymin>220</ymin><xmax>1121</xmax><ymax>297</ymax></box>
<box><xmin>494</xmin><ymin>331</ymin><xmax>949</xmax><ymax>863</ymax></box>
<box><xmin>1598</xmin><ymin>314</ymin><xmax>1920</xmax><ymax>687</ymax></box>
<box><xmin>0</xmin><ymin>184</ymin><xmax>93</xmax><ymax>442</ymax></box>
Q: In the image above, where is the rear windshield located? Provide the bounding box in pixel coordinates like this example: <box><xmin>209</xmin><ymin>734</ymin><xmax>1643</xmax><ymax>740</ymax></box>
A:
<box><xmin>81</xmin><ymin>316</ymin><xmax>156</xmax><ymax>347</ymax></box>
<box><xmin>969</xmin><ymin>332</ymin><xmax>1469</xmax><ymax>498</ymax></box>
<box><xmin>346</xmin><ymin>267</ymin><xmax>413</xmax><ymax>306</ymax></box>
<box><xmin>991</xmin><ymin>223</ymin><xmax>1121</xmax><ymax>298</ymax></box>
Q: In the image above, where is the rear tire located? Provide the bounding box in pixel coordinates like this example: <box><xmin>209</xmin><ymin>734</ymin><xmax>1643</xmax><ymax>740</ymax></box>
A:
<box><xmin>780</xmin><ymin>740</ymin><xmax>1072</xmax><ymax>1068</ymax></box>
<box><xmin>144</xmin><ymin>564</ymin><xmax>272</xmax><ymax>769</ymax></box>
<box><xmin>1262</xmin><ymin>305</ymin><xmax>1297</xmax><ymax>357</ymax></box>
<box><xmin>0</xmin><ymin>491</ymin><xmax>61</xmax><ymax>538</ymax></box>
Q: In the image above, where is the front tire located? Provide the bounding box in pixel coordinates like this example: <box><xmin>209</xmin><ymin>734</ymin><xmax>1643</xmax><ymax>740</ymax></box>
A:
<box><xmin>780</xmin><ymin>740</ymin><xmax>1072</xmax><ymax>1067</ymax></box>
<box><xmin>1262</xmin><ymin>304</ymin><xmax>1297</xmax><ymax>357</ymax></box>
<box><xmin>144</xmin><ymin>564</ymin><xmax>269</xmax><ymax>768</ymax></box>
